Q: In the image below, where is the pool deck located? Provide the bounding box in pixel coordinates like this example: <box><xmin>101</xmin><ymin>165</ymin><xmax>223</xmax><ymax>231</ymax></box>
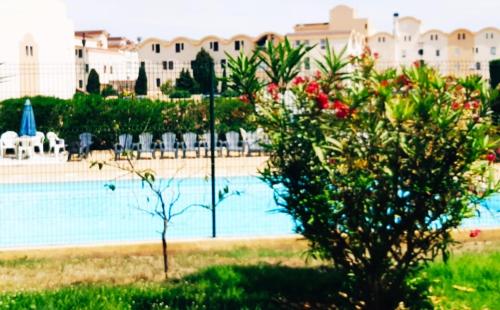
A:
<box><xmin>0</xmin><ymin>231</ymin><xmax>498</xmax><ymax>258</ymax></box>
<box><xmin>0</xmin><ymin>151</ymin><xmax>269</xmax><ymax>184</ymax></box>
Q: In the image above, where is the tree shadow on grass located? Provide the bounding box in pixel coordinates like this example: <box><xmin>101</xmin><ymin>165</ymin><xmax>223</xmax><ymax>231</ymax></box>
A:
<box><xmin>132</xmin><ymin>264</ymin><xmax>349</xmax><ymax>309</ymax></box>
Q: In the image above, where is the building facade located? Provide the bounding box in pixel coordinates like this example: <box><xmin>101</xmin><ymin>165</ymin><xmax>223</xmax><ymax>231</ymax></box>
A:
<box><xmin>74</xmin><ymin>30</ymin><xmax>139</xmax><ymax>93</ymax></box>
<box><xmin>369</xmin><ymin>13</ymin><xmax>499</xmax><ymax>77</ymax></box>
<box><xmin>0</xmin><ymin>0</ymin><xmax>76</xmax><ymax>100</ymax></box>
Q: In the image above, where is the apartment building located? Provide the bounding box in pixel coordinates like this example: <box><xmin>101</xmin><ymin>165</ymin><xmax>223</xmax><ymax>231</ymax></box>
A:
<box><xmin>286</xmin><ymin>5</ymin><xmax>367</xmax><ymax>71</ymax></box>
<box><xmin>74</xmin><ymin>30</ymin><xmax>139</xmax><ymax>92</ymax></box>
<box><xmin>0</xmin><ymin>0</ymin><xmax>75</xmax><ymax>100</ymax></box>
<box><xmin>369</xmin><ymin>13</ymin><xmax>500</xmax><ymax>77</ymax></box>
<box><xmin>136</xmin><ymin>33</ymin><xmax>281</xmax><ymax>95</ymax></box>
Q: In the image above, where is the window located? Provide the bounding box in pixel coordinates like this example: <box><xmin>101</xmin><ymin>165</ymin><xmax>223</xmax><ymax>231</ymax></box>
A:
<box><xmin>110</xmin><ymin>66</ymin><xmax>113</xmax><ymax>74</ymax></box>
<box><xmin>156</xmin><ymin>78</ymin><xmax>161</xmax><ymax>87</ymax></box>
<box><xmin>418</xmin><ymin>49</ymin><xmax>424</xmax><ymax>56</ymax></box>
<box><xmin>168</xmin><ymin>61</ymin><xmax>174</xmax><ymax>70</ymax></box>
<box><xmin>85</xmin><ymin>64</ymin><xmax>89</xmax><ymax>73</ymax></box>
<box><xmin>175</xmin><ymin>43</ymin><xmax>184</xmax><ymax>53</ymax></box>
<box><xmin>155</xmin><ymin>44</ymin><xmax>161</xmax><ymax>53</ymax></box>
<box><xmin>476</xmin><ymin>62</ymin><xmax>481</xmax><ymax>70</ymax></box>
<box><xmin>382</xmin><ymin>37</ymin><xmax>386</xmax><ymax>42</ymax></box>
<box><xmin>295</xmin><ymin>40</ymin><xmax>301</xmax><ymax>47</ymax></box>
<box><xmin>304</xmin><ymin>40</ymin><xmax>310</xmax><ymax>46</ymax></box>
<box><xmin>235</xmin><ymin>40</ymin><xmax>241</xmax><ymax>51</ymax></box>
<box><xmin>221</xmin><ymin>59</ymin><xmax>227</xmax><ymax>68</ymax></box>
<box><xmin>408</xmin><ymin>36</ymin><xmax>411</xmax><ymax>42</ymax></box>
<box><xmin>475</xmin><ymin>47</ymin><xmax>479</xmax><ymax>54</ymax></box>
<box><xmin>104</xmin><ymin>65</ymin><xmax>107</xmax><ymax>74</ymax></box>
<box><xmin>25</xmin><ymin>46</ymin><xmax>29</xmax><ymax>56</ymax></box>
<box><xmin>79</xmin><ymin>80</ymin><xmax>83</xmax><ymax>88</ymax></box>
<box><xmin>30</xmin><ymin>46</ymin><xmax>33</xmax><ymax>56</ymax></box>
<box><xmin>78</xmin><ymin>49</ymin><xmax>83</xmax><ymax>58</ymax></box>
<box><xmin>304</xmin><ymin>57</ymin><xmax>311</xmax><ymax>70</ymax></box>
<box><xmin>492</xmin><ymin>47</ymin><xmax>497</xmax><ymax>56</ymax></box>
<box><xmin>457</xmin><ymin>33</ymin><xmax>461</xmax><ymax>40</ymax></box>
<box><xmin>320</xmin><ymin>39</ymin><xmax>327</xmax><ymax>49</ymax></box>
<box><xmin>163</xmin><ymin>61</ymin><xmax>168</xmax><ymax>70</ymax></box>
<box><xmin>212</xmin><ymin>41</ymin><xmax>219</xmax><ymax>52</ymax></box>
<box><xmin>151</xmin><ymin>44</ymin><xmax>155</xmax><ymax>51</ymax></box>
<box><xmin>401</xmin><ymin>50</ymin><xmax>407</xmax><ymax>58</ymax></box>
<box><xmin>436</xmin><ymin>49</ymin><xmax>440</xmax><ymax>57</ymax></box>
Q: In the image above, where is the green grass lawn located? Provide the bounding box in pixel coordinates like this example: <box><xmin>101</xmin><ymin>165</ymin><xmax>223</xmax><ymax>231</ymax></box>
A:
<box><xmin>0</xmin><ymin>244</ymin><xmax>498</xmax><ymax>309</ymax></box>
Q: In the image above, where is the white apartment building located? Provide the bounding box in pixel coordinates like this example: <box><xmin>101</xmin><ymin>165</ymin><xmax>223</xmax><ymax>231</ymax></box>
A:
<box><xmin>137</xmin><ymin>33</ymin><xmax>280</xmax><ymax>96</ymax></box>
<box><xmin>369</xmin><ymin>13</ymin><xmax>500</xmax><ymax>77</ymax></box>
<box><xmin>0</xmin><ymin>0</ymin><xmax>76</xmax><ymax>100</ymax></box>
<box><xmin>74</xmin><ymin>31</ymin><xmax>139</xmax><ymax>93</ymax></box>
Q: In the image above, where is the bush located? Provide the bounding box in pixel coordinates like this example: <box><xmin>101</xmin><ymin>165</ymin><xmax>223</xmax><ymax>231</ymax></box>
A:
<box><xmin>0</xmin><ymin>96</ymin><xmax>67</xmax><ymax>134</ymax></box>
<box><xmin>101</xmin><ymin>85</ymin><xmax>118</xmax><ymax>98</ymax></box>
<box><xmin>176</xmin><ymin>69</ymin><xmax>198</xmax><ymax>94</ymax></box>
<box><xmin>229</xmin><ymin>43</ymin><xmax>500</xmax><ymax>308</ymax></box>
<box><xmin>160</xmin><ymin>80</ymin><xmax>174</xmax><ymax>96</ymax></box>
<box><xmin>135</xmin><ymin>65</ymin><xmax>148</xmax><ymax>96</ymax></box>
<box><xmin>489</xmin><ymin>59</ymin><xmax>500</xmax><ymax>123</ymax></box>
<box><xmin>86</xmin><ymin>69</ymin><xmax>101</xmax><ymax>95</ymax></box>
<box><xmin>192</xmin><ymin>49</ymin><xmax>215</xmax><ymax>94</ymax></box>
<box><xmin>0</xmin><ymin>95</ymin><xmax>256</xmax><ymax>145</ymax></box>
<box><xmin>169</xmin><ymin>90</ymin><xmax>191</xmax><ymax>99</ymax></box>
<box><xmin>489</xmin><ymin>59</ymin><xmax>500</xmax><ymax>89</ymax></box>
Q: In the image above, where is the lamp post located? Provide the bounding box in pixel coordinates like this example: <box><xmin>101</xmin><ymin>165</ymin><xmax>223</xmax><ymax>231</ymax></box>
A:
<box><xmin>82</xmin><ymin>33</ymin><xmax>87</xmax><ymax>91</ymax></box>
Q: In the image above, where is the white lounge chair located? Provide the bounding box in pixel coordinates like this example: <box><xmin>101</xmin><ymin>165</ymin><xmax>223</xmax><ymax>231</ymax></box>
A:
<box><xmin>224</xmin><ymin>131</ymin><xmax>243</xmax><ymax>157</ymax></box>
<box><xmin>133</xmin><ymin>133</ymin><xmax>156</xmax><ymax>159</ymax></box>
<box><xmin>181</xmin><ymin>132</ymin><xmax>199</xmax><ymax>158</ymax></box>
<box><xmin>199</xmin><ymin>131</ymin><xmax>222</xmax><ymax>157</ymax></box>
<box><xmin>32</xmin><ymin>131</ymin><xmax>45</xmax><ymax>154</ymax></box>
<box><xmin>160</xmin><ymin>132</ymin><xmax>178</xmax><ymax>158</ymax></box>
<box><xmin>242</xmin><ymin>128</ymin><xmax>266</xmax><ymax>156</ymax></box>
<box><xmin>0</xmin><ymin>131</ymin><xmax>18</xmax><ymax>157</ymax></box>
<box><xmin>46</xmin><ymin>132</ymin><xmax>65</xmax><ymax>157</ymax></box>
<box><xmin>114</xmin><ymin>134</ymin><xmax>133</xmax><ymax>160</ymax></box>
<box><xmin>17</xmin><ymin>136</ymin><xmax>33</xmax><ymax>160</ymax></box>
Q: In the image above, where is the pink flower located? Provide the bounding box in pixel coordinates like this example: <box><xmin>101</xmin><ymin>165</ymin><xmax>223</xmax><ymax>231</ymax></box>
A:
<box><xmin>373</xmin><ymin>52</ymin><xmax>379</xmax><ymax>59</ymax></box>
<box><xmin>472</xmin><ymin>101</ymin><xmax>481</xmax><ymax>110</ymax></box>
<box><xmin>315</xmin><ymin>71</ymin><xmax>322</xmax><ymax>80</ymax></box>
<box><xmin>380</xmin><ymin>80</ymin><xmax>389</xmax><ymax>88</ymax></box>
<box><xmin>469</xmin><ymin>229</ymin><xmax>481</xmax><ymax>238</ymax></box>
<box><xmin>316</xmin><ymin>92</ymin><xmax>329</xmax><ymax>110</ymax></box>
<box><xmin>464</xmin><ymin>102</ymin><xmax>472</xmax><ymax>110</ymax></box>
<box><xmin>451</xmin><ymin>102</ymin><xmax>461</xmax><ymax>111</ymax></box>
<box><xmin>305</xmin><ymin>81</ymin><xmax>320</xmax><ymax>95</ymax></box>
<box><xmin>486</xmin><ymin>153</ymin><xmax>496</xmax><ymax>163</ymax></box>
<box><xmin>239</xmin><ymin>95</ymin><xmax>249</xmax><ymax>103</ymax></box>
<box><xmin>333</xmin><ymin>100</ymin><xmax>350</xmax><ymax>119</ymax></box>
<box><xmin>293</xmin><ymin>76</ymin><xmax>305</xmax><ymax>85</ymax></box>
<box><xmin>413</xmin><ymin>60</ymin><xmax>421</xmax><ymax>68</ymax></box>
<box><xmin>267</xmin><ymin>83</ymin><xmax>279</xmax><ymax>100</ymax></box>
<box><xmin>267</xmin><ymin>83</ymin><xmax>279</xmax><ymax>94</ymax></box>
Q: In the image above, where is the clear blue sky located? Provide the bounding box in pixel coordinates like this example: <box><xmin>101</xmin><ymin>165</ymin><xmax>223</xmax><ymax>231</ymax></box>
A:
<box><xmin>66</xmin><ymin>0</ymin><xmax>500</xmax><ymax>41</ymax></box>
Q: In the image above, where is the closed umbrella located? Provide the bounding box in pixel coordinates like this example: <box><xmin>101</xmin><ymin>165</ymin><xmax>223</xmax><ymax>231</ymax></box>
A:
<box><xmin>19</xmin><ymin>99</ymin><xmax>36</xmax><ymax>137</ymax></box>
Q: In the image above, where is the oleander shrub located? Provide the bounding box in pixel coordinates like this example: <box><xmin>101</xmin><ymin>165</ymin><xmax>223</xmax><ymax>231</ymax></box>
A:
<box><xmin>229</xmin><ymin>42</ymin><xmax>500</xmax><ymax>308</ymax></box>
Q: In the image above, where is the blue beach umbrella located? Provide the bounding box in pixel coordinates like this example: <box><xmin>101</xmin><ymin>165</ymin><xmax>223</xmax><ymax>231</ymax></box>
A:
<box><xmin>19</xmin><ymin>99</ymin><xmax>37</xmax><ymax>137</ymax></box>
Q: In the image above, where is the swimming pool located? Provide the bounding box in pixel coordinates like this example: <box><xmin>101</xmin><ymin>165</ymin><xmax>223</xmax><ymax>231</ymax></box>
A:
<box><xmin>0</xmin><ymin>177</ymin><xmax>498</xmax><ymax>249</ymax></box>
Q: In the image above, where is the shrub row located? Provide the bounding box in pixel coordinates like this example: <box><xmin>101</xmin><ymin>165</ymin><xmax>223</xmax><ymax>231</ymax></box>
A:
<box><xmin>0</xmin><ymin>95</ymin><xmax>256</xmax><ymax>148</ymax></box>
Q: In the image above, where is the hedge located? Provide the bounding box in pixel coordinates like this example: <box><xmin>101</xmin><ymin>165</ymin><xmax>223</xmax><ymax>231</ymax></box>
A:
<box><xmin>0</xmin><ymin>95</ymin><xmax>256</xmax><ymax>148</ymax></box>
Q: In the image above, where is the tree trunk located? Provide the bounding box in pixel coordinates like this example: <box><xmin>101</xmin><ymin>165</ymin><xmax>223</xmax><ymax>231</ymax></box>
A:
<box><xmin>162</xmin><ymin>218</ymin><xmax>168</xmax><ymax>279</ymax></box>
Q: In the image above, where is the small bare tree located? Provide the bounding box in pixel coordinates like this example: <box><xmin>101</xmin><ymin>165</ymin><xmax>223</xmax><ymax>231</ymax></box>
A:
<box><xmin>91</xmin><ymin>155</ymin><xmax>239</xmax><ymax>279</ymax></box>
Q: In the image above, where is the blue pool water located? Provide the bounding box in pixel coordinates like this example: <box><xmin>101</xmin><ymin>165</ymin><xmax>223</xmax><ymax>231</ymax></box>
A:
<box><xmin>0</xmin><ymin>177</ymin><xmax>498</xmax><ymax>249</ymax></box>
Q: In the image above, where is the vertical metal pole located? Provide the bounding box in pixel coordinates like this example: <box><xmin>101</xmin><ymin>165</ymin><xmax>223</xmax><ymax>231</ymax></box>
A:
<box><xmin>209</xmin><ymin>63</ymin><xmax>216</xmax><ymax>238</ymax></box>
